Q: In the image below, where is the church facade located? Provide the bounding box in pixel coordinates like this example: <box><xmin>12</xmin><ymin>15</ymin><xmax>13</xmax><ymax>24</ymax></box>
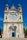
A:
<box><xmin>2</xmin><ymin>4</ymin><xmax>24</xmax><ymax>38</ymax></box>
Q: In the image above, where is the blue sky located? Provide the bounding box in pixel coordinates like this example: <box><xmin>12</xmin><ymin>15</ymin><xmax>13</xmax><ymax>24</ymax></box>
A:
<box><xmin>0</xmin><ymin>0</ymin><xmax>27</xmax><ymax>30</ymax></box>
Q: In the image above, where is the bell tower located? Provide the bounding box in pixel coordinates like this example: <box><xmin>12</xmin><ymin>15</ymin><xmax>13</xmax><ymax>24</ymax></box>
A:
<box><xmin>3</xmin><ymin>4</ymin><xmax>9</xmax><ymax>38</ymax></box>
<box><xmin>18</xmin><ymin>4</ymin><xmax>24</xmax><ymax>38</ymax></box>
<box><xmin>18</xmin><ymin>4</ymin><xmax>23</xmax><ymax>22</ymax></box>
<box><xmin>4</xmin><ymin>4</ymin><xmax>9</xmax><ymax>22</ymax></box>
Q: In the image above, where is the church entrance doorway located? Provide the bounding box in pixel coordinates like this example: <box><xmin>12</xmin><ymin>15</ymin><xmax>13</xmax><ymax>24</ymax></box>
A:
<box><xmin>12</xmin><ymin>32</ymin><xmax>15</xmax><ymax>37</ymax></box>
<box><xmin>9</xmin><ymin>25</ymin><xmax>17</xmax><ymax>37</ymax></box>
<box><xmin>12</xmin><ymin>29</ymin><xmax>16</xmax><ymax>37</ymax></box>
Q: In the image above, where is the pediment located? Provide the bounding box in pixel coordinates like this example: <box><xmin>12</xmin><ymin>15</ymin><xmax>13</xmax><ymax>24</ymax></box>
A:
<box><xmin>11</xmin><ymin>4</ymin><xmax>16</xmax><ymax>10</ymax></box>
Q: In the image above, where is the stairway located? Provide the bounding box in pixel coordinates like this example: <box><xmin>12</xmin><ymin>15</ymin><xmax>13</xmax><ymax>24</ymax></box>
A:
<box><xmin>0</xmin><ymin>37</ymin><xmax>27</xmax><ymax>40</ymax></box>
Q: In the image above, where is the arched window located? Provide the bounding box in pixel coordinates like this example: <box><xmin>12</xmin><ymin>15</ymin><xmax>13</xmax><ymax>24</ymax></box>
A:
<box><xmin>6</xmin><ymin>16</ymin><xmax>7</xmax><ymax>20</ymax></box>
<box><xmin>5</xmin><ymin>7</ymin><xmax>7</xmax><ymax>10</ymax></box>
<box><xmin>19</xmin><ymin>16</ymin><xmax>21</xmax><ymax>19</ymax></box>
<box><xmin>19</xmin><ymin>8</ymin><xmax>20</xmax><ymax>10</ymax></box>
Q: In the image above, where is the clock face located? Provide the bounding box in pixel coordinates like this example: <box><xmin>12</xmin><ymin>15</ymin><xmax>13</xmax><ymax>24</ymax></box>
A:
<box><xmin>9</xmin><ymin>13</ymin><xmax>17</xmax><ymax>20</ymax></box>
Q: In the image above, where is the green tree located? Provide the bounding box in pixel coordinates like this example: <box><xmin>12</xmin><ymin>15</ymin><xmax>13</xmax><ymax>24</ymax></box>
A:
<box><xmin>23</xmin><ymin>28</ymin><xmax>27</xmax><ymax>37</ymax></box>
<box><xmin>25</xmin><ymin>28</ymin><xmax>27</xmax><ymax>36</ymax></box>
<box><xmin>23</xmin><ymin>27</ymin><xmax>26</xmax><ymax>34</ymax></box>
<box><xmin>0</xmin><ymin>29</ymin><xmax>3</xmax><ymax>35</ymax></box>
<box><xmin>0</xmin><ymin>29</ymin><xmax>1</xmax><ymax>35</ymax></box>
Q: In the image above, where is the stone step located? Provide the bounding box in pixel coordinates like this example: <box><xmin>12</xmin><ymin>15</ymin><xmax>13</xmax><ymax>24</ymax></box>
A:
<box><xmin>0</xmin><ymin>38</ymin><xmax>27</xmax><ymax>40</ymax></box>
